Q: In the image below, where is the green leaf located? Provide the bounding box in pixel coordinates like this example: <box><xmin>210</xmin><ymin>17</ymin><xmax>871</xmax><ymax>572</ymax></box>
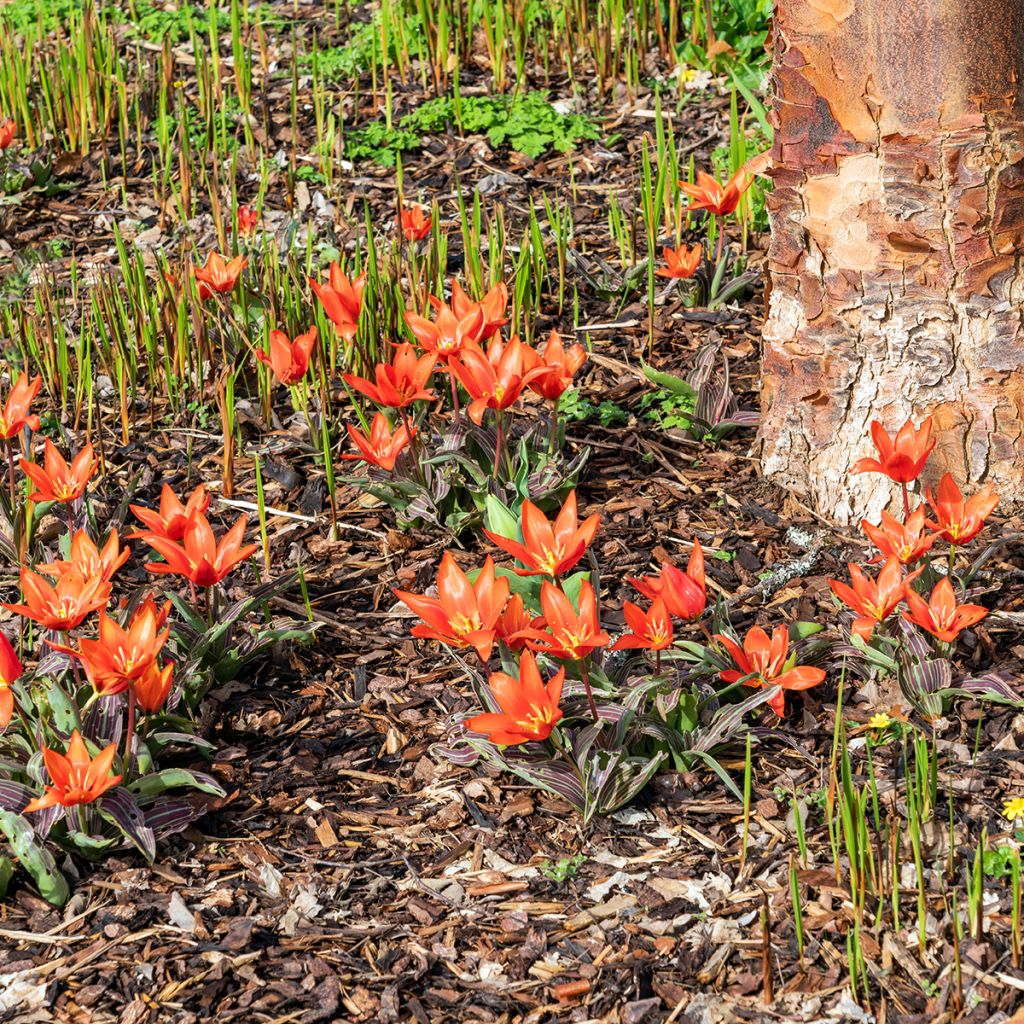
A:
<box><xmin>483</xmin><ymin>494</ymin><xmax>519</xmax><ymax>541</ymax></box>
<box><xmin>130</xmin><ymin>769</ymin><xmax>226</xmax><ymax>798</ymax></box>
<box><xmin>0</xmin><ymin>809</ymin><xmax>69</xmax><ymax>906</ymax></box>
<box><xmin>641</xmin><ymin>361</ymin><xmax>697</xmax><ymax>400</ymax></box>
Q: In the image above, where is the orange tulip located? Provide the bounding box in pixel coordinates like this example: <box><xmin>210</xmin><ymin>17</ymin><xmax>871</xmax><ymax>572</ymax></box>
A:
<box><xmin>393</xmin><ymin>553</ymin><xmax>510</xmax><ymax>662</ymax></box>
<box><xmin>256</xmin><ymin>325</ymin><xmax>317</xmax><ymax>385</ymax></box>
<box><xmin>484</xmin><ymin>490</ymin><xmax>599</xmax><ymax>578</ymax></box>
<box><xmin>860</xmin><ymin>508</ymin><xmax>936</xmax><ymax>565</ymax></box>
<box><xmin>516</xmin><ymin>580</ymin><xmax>610</xmax><ymax>661</ymax></box>
<box><xmin>829</xmin><ymin>557</ymin><xmax>921</xmax><ymax>641</ymax></box>
<box><xmin>400</xmin><ymin>205</ymin><xmax>432</xmax><ymax>241</ymax></box>
<box><xmin>3</xmin><ymin>567</ymin><xmax>110</xmax><ymax>631</ymax></box>
<box><xmin>926</xmin><ymin>473</ymin><xmax>999</xmax><ymax>545</ymax></box>
<box><xmin>612</xmin><ymin>597</ymin><xmax>674</xmax><ymax>651</ymax></box>
<box><xmin>404</xmin><ymin>303</ymin><xmax>484</xmax><ymax>363</ymax></box>
<box><xmin>54</xmin><ymin>599</ymin><xmax>171</xmax><ymax>697</ymax></box>
<box><xmin>22</xmin><ymin>439</ymin><xmax>95</xmax><ymax>503</ymax></box>
<box><xmin>343</xmin><ymin>413</ymin><xmax>414</xmax><ymax>471</ymax></box>
<box><xmin>0</xmin><ymin>632</ymin><xmax>22</xmax><ymax>732</ymax></box>
<box><xmin>903</xmin><ymin>577</ymin><xmax>987</xmax><ymax>644</ymax></box>
<box><xmin>142</xmin><ymin>512</ymin><xmax>256</xmax><ymax>587</ymax></box>
<box><xmin>0</xmin><ymin>373</ymin><xmax>41</xmax><ymax>440</ymax></box>
<box><xmin>526</xmin><ymin>330</ymin><xmax>587</xmax><ymax>402</ymax></box>
<box><xmin>132</xmin><ymin>659</ymin><xmax>175</xmax><ymax>715</ymax></box>
<box><xmin>193</xmin><ymin>252</ymin><xmax>248</xmax><ymax>301</ymax></box>
<box><xmin>852</xmin><ymin>417</ymin><xmax>934</xmax><ymax>484</ymax></box>
<box><xmin>465</xmin><ymin>651</ymin><xmax>564</xmax><ymax>746</ymax></box>
<box><xmin>0</xmin><ymin>118</ymin><xmax>15</xmax><ymax>150</ymax></box>
<box><xmin>437</xmin><ymin>280</ymin><xmax>509</xmax><ymax>341</ymax></box>
<box><xmin>449</xmin><ymin>335</ymin><xmax>546</xmax><ymax>425</ymax></box>
<box><xmin>235</xmin><ymin>204</ymin><xmax>259</xmax><ymax>238</ymax></box>
<box><xmin>494</xmin><ymin>593</ymin><xmax>535</xmax><ymax>652</ymax></box>
<box><xmin>309</xmin><ymin>263</ymin><xmax>365</xmax><ymax>342</ymax></box>
<box><xmin>679</xmin><ymin>169</ymin><xmax>752</xmax><ymax>217</ymax></box>
<box><xmin>628</xmin><ymin>540</ymin><xmax>706</xmax><ymax>622</ymax></box>
<box><xmin>37</xmin><ymin>529</ymin><xmax>130</xmax><ymax>583</ymax></box>
<box><xmin>129</xmin><ymin>483</ymin><xmax>211</xmax><ymax>543</ymax></box>
<box><xmin>713</xmin><ymin>624</ymin><xmax>825</xmax><ymax>716</ymax></box>
<box><xmin>344</xmin><ymin>343</ymin><xmax>436</xmax><ymax>410</ymax></box>
<box><xmin>656</xmin><ymin>244</ymin><xmax>703</xmax><ymax>279</ymax></box>
<box><xmin>23</xmin><ymin>730</ymin><xmax>121</xmax><ymax>813</ymax></box>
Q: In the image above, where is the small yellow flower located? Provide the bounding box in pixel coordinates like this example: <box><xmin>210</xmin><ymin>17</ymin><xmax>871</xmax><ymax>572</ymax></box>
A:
<box><xmin>867</xmin><ymin>712</ymin><xmax>893</xmax><ymax>731</ymax></box>
<box><xmin>1002</xmin><ymin>797</ymin><xmax>1024</xmax><ymax>823</ymax></box>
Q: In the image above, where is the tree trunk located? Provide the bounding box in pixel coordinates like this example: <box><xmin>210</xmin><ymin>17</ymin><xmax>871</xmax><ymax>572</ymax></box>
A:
<box><xmin>761</xmin><ymin>0</ymin><xmax>1024</xmax><ymax>524</ymax></box>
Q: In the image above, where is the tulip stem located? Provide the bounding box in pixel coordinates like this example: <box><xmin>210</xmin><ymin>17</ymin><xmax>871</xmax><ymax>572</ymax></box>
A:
<box><xmin>450</xmin><ymin>372</ymin><xmax>460</xmax><ymax>420</ymax></box>
<box><xmin>949</xmin><ymin>543</ymin><xmax>957</xmax><ymax>582</ymax></box>
<box><xmin>5</xmin><ymin>440</ymin><xmax>15</xmax><ymax>509</ymax></box>
<box><xmin>124</xmin><ymin>692</ymin><xmax>136</xmax><ymax>775</ymax></box>
<box><xmin>901</xmin><ymin>482</ymin><xmax>911</xmax><ymax>519</ymax></box>
<box><xmin>493</xmin><ymin>412</ymin><xmax>504</xmax><ymax>483</ymax></box>
<box><xmin>578</xmin><ymin>656</ymin><xmax>599</xmax><ymax>723</ymax></box>
<box><xmin>547</xmin><ymin>397</ymin><xmax>560</xmax><ymax>457</ymax></box>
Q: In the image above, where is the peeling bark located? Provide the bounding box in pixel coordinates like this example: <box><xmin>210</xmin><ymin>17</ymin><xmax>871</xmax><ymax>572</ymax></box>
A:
<box><xmin>761</xmin><ymin>0</ymin><xmax>1024</xmax><ymax>523</ymax></box>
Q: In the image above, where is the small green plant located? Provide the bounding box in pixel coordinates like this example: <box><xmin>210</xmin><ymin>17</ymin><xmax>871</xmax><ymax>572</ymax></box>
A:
<box><xmin>540</xmin><ymin>852</ymin><xmax>586</xmax><ymax>882</ymax></box>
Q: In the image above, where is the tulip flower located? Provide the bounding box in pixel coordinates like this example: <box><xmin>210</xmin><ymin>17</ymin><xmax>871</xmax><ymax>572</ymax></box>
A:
<box><xmin>38</xmin><ymin>529</ymin><xmax>130</xmax><ymax>583</ymax></box>
<box><xmin>713</xmin><ymin>624</ymin><xmax>825</xmax><ymax>716</ymax></box>
<box><xmin>526</xmin><ymin>331</ymin><xmax>588</xmax><ymax>403</ymax></box>
<box><xmin>142</xmin><ymin>511</ymin><xmax>256</xmax><ymax>588</ymax></box>
<box><xmin>0</xmin><ymin>632</ymin><xmax>22</xmax><ymax>731</ymax></box>
<box><xmin>193</xmin><ymin>252</ymin><xmax>248</xmax><ymax>301</ymax></box>
<box><xmin>23</xmin><ymin>730</ymin><xmax>121</xmax><ymax>813</ymax></box>
<box><xmin>404</xmin><ymin>303</ymin><xmax>484</xmax><ymax>363</ymax></box>
<box><xmin>3</xmin><ymin>568</ymin><xmax>110</xmax><ymax>631</ymax></box>
<box><xmin>343</xmin><ymin>413</ymin><xmax>414</xmax><ymax>471</ymax></box>
<box><xmin>628</xmin><ymin>540</ymin><xmax>706</xmax><ymax>621</ymax></box>
<box><xmin>902</xmin><ymin>577</ymin><xmax>988</xmax><ymax>644</ymax></box>
<box><xmin>926</xmin><ymin>473</ymin><xmax>999</xmax><ymax>546</ymax></box>
<box><xmin>679</xmin><ymin>169</ymin><xmax>753</xmax><ymax>217</ymax></box>
<box><xmin>449</xmin><ymin>335</ymin><xmax>546</xmax><ymax>425</ymax></box>
<box><xmin>829</xmin><ymin>557</ymin><xmax>921</xmax><ymax>641</ymax></box>
<box><xmin>484</xmin><ymin>490</ymin><xmax>599</xmax><ymax>578</ymax></box>
<box><xmin>612</xmin><ymin>597</ymin><xmax>674</xmax><ymax>652</ymax></box>
<box><xmin>465</xmin><ymin>651</ymin><xmax>565</xmax><ymax>746</ymax></box>
<box><xmin>54</xmin><ymin>600</ymin><xmax>171</xmax><ymax>697</ymax></box>
<box><xmin>256</xmin><ymin>325</ymin><xmax>317</xmax><ymax>385</ymax></box>
<box><xmin>132</xmin><ymin>660</ymin><xmax>175</xmax><ymax>715</ymax></box>
<box><xmin>22</xmin><ymin>439</ymin><xmax>96</xmax><ymax>504</ymax></box>
<box><xmin>309</xmin><ymin>263</ymin><xmax>366</xmax><ymax>342</ymax></box>
<box><xmin>235</xmin><ymin>204</ymin><xmax>259</xmax><ymax>238</ymax></box>
<box><xmin>400</xmin><ymin>205</ymin><xmax>432</xmax><ymax>241</ymax></box>
<box><xmin>494</xmin><ymin>593</ymin><xmax>534</xmax><ymax>652</ymax></box>
<box><xmin>393</xmin><ymin>553</ymin><xmax>510</xmax><ymax>662</ymax></box>
<box><xmin>860</xmin><ymin>508</ymin><xmax>936</xmax><ymax>565</ymax></box>
<box><xmin>0</xmin><ymin>118</ymin><xmax>15</xmax><ymax>150</ymax></box>
<box><xmin>0</xmin><ymin>372</ymin><xmax>41</xmax><ymax>440</ymax></box>
<box><xmin>656</xmin><ymin>244</ymin><xmax>703</xmax><ymax>279</ymax></box>
<box><xmin>436</xmin><ymin>280</ymin><xmax>509</xmax><ymax>341</ymax></box>
<box><xmin>516</xmin><ymin>580</ymin><xmax>610</xmax><ymax>661</ymax></box>
<box><xmin>343</xmin><ymin>344</ymin><xmax>436</xmax><ymax>410</ymax></box>
<box><xmin>129</xmin><ymin>483</ymin><xmax>210</xmax><ymax>543</ymax></box>
<box><xmin>852</xmin><ymin>416</ymin><xmax>934</xmax><ymax>488</ymax></box>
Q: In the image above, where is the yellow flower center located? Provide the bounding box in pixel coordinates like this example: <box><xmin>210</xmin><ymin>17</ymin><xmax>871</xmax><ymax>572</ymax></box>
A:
<box><xmin>516</xmin><ymin>703</ymin><xmax>555</xmax><ymax>733</ymax></box>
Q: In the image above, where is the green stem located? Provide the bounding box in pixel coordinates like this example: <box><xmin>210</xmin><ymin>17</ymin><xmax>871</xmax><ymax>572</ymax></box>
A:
<box><xmin>578</xmin><ymin>656</ymin><xmax>599</xmax><ymax>723</ymax></box>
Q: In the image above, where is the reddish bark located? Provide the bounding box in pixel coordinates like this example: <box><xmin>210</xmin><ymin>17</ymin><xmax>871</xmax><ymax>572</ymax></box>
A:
<box><xmin>761</xmin><ymin>0</ymin><xmax>1024</xmax><ymax>522</ymax></box>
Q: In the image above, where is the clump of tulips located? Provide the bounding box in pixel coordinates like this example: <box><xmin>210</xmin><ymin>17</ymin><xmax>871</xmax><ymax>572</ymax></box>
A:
<box><xmin>830</xmin><ymin>416</ymin><xmax>1009</xmax><ymax>716</ymax></box>
<box><xmin>394</xmin><ymin>488</ymin><xmax>827</xmax><ymax>820</ymax></box>
<box><xmin>0</xmin><ymin>384</ymin><xmax>309</xmax><ymax>905</ymax></box>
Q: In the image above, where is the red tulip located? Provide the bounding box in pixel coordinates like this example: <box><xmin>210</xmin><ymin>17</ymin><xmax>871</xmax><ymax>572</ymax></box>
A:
<box><xmin>494</xmin><ymin>593</ymin><xmax>535</xmax><ymax>652</ymax></box>
<box><xmin>612</xmin><ymin>597</ymin><xmax>674</xmax><ymax>651</ymax></box>
<box><xmin>852</xmin><ymin>417</ymin><xmax>934</xmax><ymax>484</ymax></box>
<box><xmin>436</xmin><ymin>280</ymin><xmax>509</xmax><ymax>341</ymax></box>
<box><xmin>3</xmin><ymin>568</ymin><xmax>110</xmax><ymax>631</ymax></box>
<box><xmin>404</xmin><ymin>303</ymin><xmax>483</xmax><ymax>363</ymax></box>
<box><xmin>309</xmin><ymin>263</ymin><xmax>365</xmax><ymax>342</ymax></box>
<box><xmin>449</xmin><ymin>335</ymin><xmax>546</xmax><ymax>424</ymax></box>
<box><xmin>22</xmin><ymin>439</ymin><xmax>95</xmax><ymax>503</ymax></box>
<box><xmin>393</xmin><ymin>553</ymin><xmax>510</xmax><ymax>662</ymax></box>
<box><xmin>0</xmin><ymin>118</ymin><xmax>15</xmax><ymax>150</ymax></box>
<box><xmin>235</xmin><ymin>204</ymin><xmax>259</xmax><ymax>238</ymax></box>
<box><xmin>343</xmin><ymin>343</ymin><xmax>436</xmax><ymax>410</ymax></box>
<box><xmin>129</xmin><ymin>483</ymin><xmax>210</xmax><ymax>543</ymax></box>
<box><xmin>829</xmin><ymin>557</ymin><xmax>921</xmax><ymax>641</ymax></box>
<box><xmin>516</xmin><ymin>580</ymin><xmax>610</xmax><ymax>661</ymax></box>
<box><xmin>465</xmin><ymin>651</ymin><xmax>564</xmax><ymax>746</ymax></box>
<box><xmin>193</xmin><ymin>252</ymin><xmax>248</xmax><ymax>301</ymax></box>
<box><xmin>0</xmin><ymin>632</ymin><xmax>22</xmax><ymax>732</ymax></box>
<box><xmin>714</xmin><ymin>624</ymin><xmax>825</xmax><ymax>715</ymax></box>
<box><xmin>256</xmin><ymin>326</ymin><xmax>317</xmax><ymax>385</ymax></box>
<box><xmin>628</xmin><ymin>540</ymin><xmax>706</xmax><ymax>621</ymax></box>
<box><xmin>400</xmin><ymin>205</ymin><xmax>432</xmax><ymax>241</ymax></box>
<box><xmin>526</xmin><ymin>330</ymin><xmax>587</xmax><ymax>402</ymax></box>
<box><xmin>38</xmin><ymin>529</ymin><xmax>130</xmax><ymax>583</ymax></box>
<box><xmin>903</xmin><ymin>578</ymin><xmax>987</xmax><ymax>644</ymax></box>
<box><xmin>23</xmin><ymin>730</ymin><xmax>121</xmax><ymax>813</ymax></box>
<box><xmin>343</xmin><ymin>413</ymin><xmax>414</xmax><ymax>471</ymax></box>
<box><xmin>0</xmin><ymin>373</ymin><xmax>41</xmax><ymax>440</ymax></box>
<box><xmin>484</xmin><ymin>490</ymin><xmax>599</xmax><ymax>578</ymax></box>
<box><xmin>860</xmin><ymin>508</ymin><xmax>936</xmax><ymax>565</ymax></box>
<box><xmin>679</xmin><ymin>169</ymin><xmax>753</xmax><ymax>217</ymax></box>
<box><xmin>926</xmin><ymin>473</ymin><xmax>999</xmax><ymax>545</ymax></box>
<box><xmin>142</xmin><ymin>512</ymin><xmax>256</xmax><ymax>587</ymax></box>
<box><xmin>132</xmin><ymin>660</ymin><xmax>175</xmax><ymax>715</ymax></box>
<box><xmin>656</xmin><ymin>244</ymin><xmax>703</xmax><ymax>279</ymax></box>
